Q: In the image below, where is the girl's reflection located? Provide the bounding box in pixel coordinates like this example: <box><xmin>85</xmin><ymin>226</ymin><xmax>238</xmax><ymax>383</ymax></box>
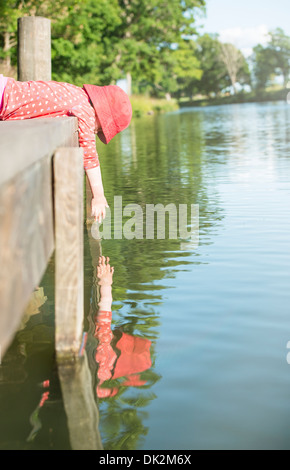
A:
<box><xmin>94</xmin><ymin>256</ymin><xmax>152</xmax><ymax>398</ymax></box>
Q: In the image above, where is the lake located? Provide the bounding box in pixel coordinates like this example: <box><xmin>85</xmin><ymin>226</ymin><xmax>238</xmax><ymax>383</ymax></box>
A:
<box><xmin>1</xmin><ymin>101</ymin><xmax>290</xmax><ymax>450</ymax></box>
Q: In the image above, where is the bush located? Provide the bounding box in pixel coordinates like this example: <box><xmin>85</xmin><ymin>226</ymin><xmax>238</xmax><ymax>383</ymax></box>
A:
<box><xmin>130</xmin><ymin>95</ymin><xmax>179</xmax><ymax>118</ymax></box>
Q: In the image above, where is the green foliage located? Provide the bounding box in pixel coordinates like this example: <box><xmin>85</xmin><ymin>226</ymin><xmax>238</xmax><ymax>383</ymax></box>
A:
<box><xmin>1</xmin><ymin>1</ymin><xmax>289</xmax><ymax>99</ymax></box>
<box><xmin>0</xmin><ymin>0</ymin><xmax>81</xmax><ymax>75</ymax></box>
<box><xmin>193</xmin><ymin>34</ymin><xmax>251</xmax><ymax>97</ymax></box>
<box><xmin>0</xmin><ymin>0</ymin><xmax>206</xmax><ymax>97</ymax></box>
<box><xmin>268</xmin><ymin>28</ymin><xmax>290</xmax><ymax>85</ymax></box>
<box><xmin>252</xmin><ymin>44</ymin><xmax>277</xmax><ymax>90</ymax></box>
<box><xmin>130</xmin><ymin>95</ymin><xmax>178</xmax><ymax>118</ymax></box>
<box><xmin>166</xmin><ymin>39</ymin><xmax>203</xmax><ymax>97</ymax></box>
<box><xmin>195</xmin><ymin>33</ymin><xmax>229</xmax><ymax>96</ymax></box>
<box><xmin>51</xmin><ymin>0</ymin><xmax>122</xmax><ymax>85</ymax></box>
<box><xmin>109</xmin><ymin>0</ymin><xmax>205</xmax><ymax>94</ymax></box>
<box><xmin>252</xmin><ymin>28</ymin><xmax>290</xmax><ymax>89</ymax></box>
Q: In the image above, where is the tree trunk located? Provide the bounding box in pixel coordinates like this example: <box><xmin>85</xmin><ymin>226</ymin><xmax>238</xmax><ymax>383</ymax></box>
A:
<box><xmin>126</xmin><ymin>72</ymin><xmax>132</xmax><ymax>96</ymax></box>
<box><xmin>232</xmin><ymin>81</ymin><xmax>237</xmax><ymax>95</ymax></box>
<box><xmin>3</xmin><ymin>31</ymin><xmax>12</xmax><ymax>71</ymax></box>
<box><xmin>220</xmin><ymin>43</ymin><xmax>243</xmax><ymax>95</ymax></box>
<box><xmin>282</xmin><ymin>70</ymin><xmax>289</xmax><ymax>88</ymax></box>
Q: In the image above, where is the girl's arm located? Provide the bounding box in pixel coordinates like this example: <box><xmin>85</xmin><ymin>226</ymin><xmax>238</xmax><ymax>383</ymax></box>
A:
<box><xmin>86</xmin><ymin>166</ymin><xmax>109</xmax><ymax>223</ymax></box>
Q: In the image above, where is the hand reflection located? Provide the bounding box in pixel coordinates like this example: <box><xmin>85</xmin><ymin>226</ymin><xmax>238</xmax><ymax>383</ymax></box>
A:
<box><xmin>97</xmin><ymin>256</ymin><xmax>114</xmax><ymax>286</ymax></box>
<box><xmin>94</xmin><ymin>256</ymin><xmax>152</xmax><ymax>398</ymax></box>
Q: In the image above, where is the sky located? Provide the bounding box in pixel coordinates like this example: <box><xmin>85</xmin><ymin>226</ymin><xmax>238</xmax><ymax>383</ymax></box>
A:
<box><xmin>196</xmin><ymin>0</ymin><xmax>290</xmax><ymax>56</ymax></box>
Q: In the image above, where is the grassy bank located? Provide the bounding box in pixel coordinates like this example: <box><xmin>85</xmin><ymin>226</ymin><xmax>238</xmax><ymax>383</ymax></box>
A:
<box><xmin>180</xmin><ymin>87</ymin><xmax>288</xmax><ymax>108</ymax></box>
<box><xmin>131</xmin><ymin>88</ymin><xmax>288</xmax><ymax>117</ymax></box>
<box><xmin>131</xmin><ymin>95</ymin><xmax>179</xmax><ymax>118</ymax></box>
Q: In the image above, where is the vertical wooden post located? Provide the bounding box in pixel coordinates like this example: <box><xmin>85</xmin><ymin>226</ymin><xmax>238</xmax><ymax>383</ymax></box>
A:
<box><xmin>53</xmin><ymin>147</ymin><xmax>84</xmax><ymax>359</ymax></box>
<box><xmin>18</xmin><ymin>16</ymin><xmax>51</xmax><ymax>81</ymax></box>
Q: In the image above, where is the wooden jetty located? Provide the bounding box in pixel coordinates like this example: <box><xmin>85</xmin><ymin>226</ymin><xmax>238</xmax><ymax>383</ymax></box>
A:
<box><xmin>0</xmin><ymin>16</ymin><xmax>104</xmax><ymax>450</ymax></box>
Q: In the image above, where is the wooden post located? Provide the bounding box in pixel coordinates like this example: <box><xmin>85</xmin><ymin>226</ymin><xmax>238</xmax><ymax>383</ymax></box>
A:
<box><xmin>17</xmin><ymin>16</ymin><xmax>51</xmax><ymax>81</ymax></box>
<box><xmin>53</xmin><ymin>147</ymin><xmax>84</xmax><ymax>359</ymax></box>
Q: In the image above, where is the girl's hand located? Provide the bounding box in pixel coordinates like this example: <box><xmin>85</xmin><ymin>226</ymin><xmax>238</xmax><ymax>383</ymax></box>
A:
<box><xmin>91</xmin><ymin>194</ymin><xmax>109</xmax><ymax>223</ymax></box>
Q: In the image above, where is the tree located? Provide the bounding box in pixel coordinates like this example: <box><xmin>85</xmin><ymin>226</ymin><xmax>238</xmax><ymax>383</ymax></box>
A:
<box><xmin>51</xmin><ymin>0</ymin><xmax>122</xmax><ymax>86</ymax></box>
<box><xmin>252</xmin><ymin>44</ymin><xmax>276</xmax><ymax>90</ymax></box>
<box><xmin>0</xmin><ymin>0</ymin><xmax>23</xmax><ymax>76</ymax></box>
<box><xmin>267</xmin><ymin>28</ymin><xmax>290</xmax><ymax>87</ymax></box>
<box><xmin>107</xmin><ymin>0</ymin><xmax>206</xmax><ymax>96</ymax></box>
<box><xmin>0</xmin><ymin>0</ymin><xmax>206</xmax><ymax>95</ymax></box>
<box><xmin>252</xmin><ymin>28</ymin><xmax>290</xmax><ymax>90</ymax></box>
<box><xmin>52</xmin><ymin>0</ymin><xmax>206</xmax><ymax>91</ymax></box>
<box><xmin>170</xmin><ymin>39</ymin><xmax>203</xmax><ymax>98</ymax></box>
<box><xmin>219</xmin><ymin>43</ymin><xmax>250</xmax><ymax>94</ymax></box>
<box><xmin>148</xmin><ymin>39</ymin><xmax>202</xmax><ymax>99</ymax></box>
<box><xmin>0</xmin><ymin>0</ymin><xmax>81</xmax><ymax>77</ymax></box>
<box><xmin>195</xmin><ymin>33</ymin><xmax>229</xmax><ymax>97</ymax></box>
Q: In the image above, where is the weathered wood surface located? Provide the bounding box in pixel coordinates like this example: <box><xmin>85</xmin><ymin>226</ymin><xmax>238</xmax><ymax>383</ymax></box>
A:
<box><xmin>58</xmin><ymin>353</ymin><xmax>103</xmax><ymax>450</ymax></box>
<box><xmin>0</xmin><ymin>118</ymin><xmax>80</xmax><ymax>357</ymax></box>
<box><xmin>0</xmin><ymin>118</ymin><xmax>79</xmax><ymax>186</ymax></box>
<box><xmin>18</xmin><ymin>16</ymin><xmax>51</xmax><ymax>82</ymax></box>
<box><xmin>54</xmin><ymin>147</ymin><xmax>84</xmax><ymax>358</ymax></box>
<box><xmin>0</xmin><ymin>155</ymin><xmax>54</xmax><ymax>355</ymax></box>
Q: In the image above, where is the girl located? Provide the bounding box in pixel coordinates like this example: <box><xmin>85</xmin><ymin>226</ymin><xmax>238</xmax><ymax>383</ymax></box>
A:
<box><xmin>0</xmin><ymin>75</ymin><xmax>132</xmax><ymax>223</ymax></box>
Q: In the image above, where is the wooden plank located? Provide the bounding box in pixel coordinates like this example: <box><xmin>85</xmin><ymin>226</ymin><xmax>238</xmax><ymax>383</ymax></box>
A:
<box><xmin>58</xmin><ymin>353</ymin><xmax>103</xmax><ymax>450</ymax></box>
<box><xmin>18</xmin><ymin>16</ymin><xmax>51</xmax><ymax>82</ymax></box>
<box><xmin>0</xmin><ymin>118</ymin><xmax>79</xmax><ymax>186</ymax></box>
<box><xmin>0</xmin><ymin>155</ymin><xmax>54</xmax><ymax>356</ymax></box>
<box><xmin>53</xmin><ymin>147</ymin><xmax>84</xmax><ymax>359</ymax></box>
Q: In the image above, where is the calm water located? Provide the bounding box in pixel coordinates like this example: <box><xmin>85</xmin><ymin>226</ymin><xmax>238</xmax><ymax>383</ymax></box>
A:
<box><xmin>1</xmin><ymin>101</ymin><xmax>290</xmax><ymax>450</ymax></box>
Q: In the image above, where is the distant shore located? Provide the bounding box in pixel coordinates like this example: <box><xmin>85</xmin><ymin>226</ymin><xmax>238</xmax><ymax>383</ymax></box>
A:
<box><xmin>131</xmin><ymin>88</ymin><xmax>288</xmax><ymax>118</ymax></box>
<box><xmin>179</xmin><ymin>87</ymin><xmax>288</xmax><ymax>108</ymax></box>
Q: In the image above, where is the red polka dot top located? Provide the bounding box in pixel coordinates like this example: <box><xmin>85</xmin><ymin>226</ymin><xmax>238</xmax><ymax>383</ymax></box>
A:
<box><xmin>0</xmin><ymin>78</ymin><xmax>100</xmax><ymax>170</ymax></box>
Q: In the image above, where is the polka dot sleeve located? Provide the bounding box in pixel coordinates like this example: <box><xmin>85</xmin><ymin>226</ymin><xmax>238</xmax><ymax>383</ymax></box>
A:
<box><xmin>74</xmin><ymin>108</ymin><xmax>100</xmax><ymax>170</ymax></box>
<box><xmin>0</xmin><ymin>78</ymin><xmax>100</xmax><ymax>170</ymax></box>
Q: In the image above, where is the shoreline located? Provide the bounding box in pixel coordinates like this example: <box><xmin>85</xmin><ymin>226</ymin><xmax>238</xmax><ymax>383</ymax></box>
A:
<box><xmin>131</xmin><ymin>88</ymin><xmax>288</xmax><ymax>117</ymax></box>
<box><xmin>179</xmin><ymin>88</ymin><xmax>288</xmax><ymax>108</ymax></box>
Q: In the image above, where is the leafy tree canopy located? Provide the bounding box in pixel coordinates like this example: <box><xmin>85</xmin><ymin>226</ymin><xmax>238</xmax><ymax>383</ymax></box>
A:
<box><xmin>252</xmin><ymin>28</ymin><xmax>290</xmax><ymax>89</ymax></box>
<box><xmin>0</xmin><ymin>0</ymin><xmax>206</xmax><ymax>96</ymax></box>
